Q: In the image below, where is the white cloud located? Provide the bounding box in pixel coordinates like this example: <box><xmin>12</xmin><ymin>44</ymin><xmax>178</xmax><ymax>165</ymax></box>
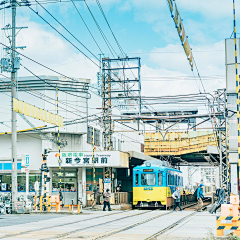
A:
<box><xmin>140</xmin><ymin>41</ymin><xmax>225</xmax><ymax>97</ymax></box>
<box><xmin>15</xmin><ymin>21</ymin><xmax>98</xmax><ymax>80</ymax></box>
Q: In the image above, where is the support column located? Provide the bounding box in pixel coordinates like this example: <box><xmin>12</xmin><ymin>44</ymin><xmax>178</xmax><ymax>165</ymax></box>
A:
<box><xmin>49</xmin><ymin>168</ymin><xmax>52</xmax><ymax>195</ymax></box>
<box><xmin>11</xmin><ymin>0</ymin><xmax>18</xmax><ymax>213</ymax></box>
<box><xmin>78</xmin><ymin>168</ymin><xmax>82</xmax><ymax>201</ymax></box>
<box><xmin>231</xmin><ymin>163</ymin><xmax>238</xmax><ymax>194</ymax></box>
<box><xmin>26</xmin><ymin>171</ymin><xmax>29</xmax><ymax>198</ymax></box>
<box><xmin>82</xmin><ymin>167</ymin><xmax>86</xmax><ymax>207</ymax></box>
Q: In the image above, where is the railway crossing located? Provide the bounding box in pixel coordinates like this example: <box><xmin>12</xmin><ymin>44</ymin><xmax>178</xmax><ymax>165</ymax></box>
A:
<box><xmin>0</xmin><ymin>208</ymin><xmax>215</xmax><ymax>240</ymax></box>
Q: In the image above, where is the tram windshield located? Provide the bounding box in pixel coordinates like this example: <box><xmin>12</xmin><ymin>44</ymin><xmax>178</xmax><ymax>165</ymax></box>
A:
<box><xmin>141</xmin><ymin>174</ymin><xmax>156</xmax><ymax>186</ymax></box>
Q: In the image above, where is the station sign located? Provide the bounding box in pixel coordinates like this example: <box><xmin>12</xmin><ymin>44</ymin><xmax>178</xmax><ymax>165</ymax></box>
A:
<box><xmin>47</xmin><ymin>151</ymin><xmax>129</xmax><ymax>168</ymax></box>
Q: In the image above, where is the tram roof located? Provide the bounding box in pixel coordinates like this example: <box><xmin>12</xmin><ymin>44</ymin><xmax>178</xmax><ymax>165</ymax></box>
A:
<box><xmin>133</xmin><ymin>160</ymin><xmax>182</xmax><ymax>173</ymax></box>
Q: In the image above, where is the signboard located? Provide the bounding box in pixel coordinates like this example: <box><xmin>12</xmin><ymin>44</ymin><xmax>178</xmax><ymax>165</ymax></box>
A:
<box><xmin>47</xmin><ymin>151</ymin><xmax>129</xmax><ymax>168</ymax></box>
<box><xmin>143</xmin><ymin>169</ymin><xmax>153</xmax><ymax>172</ymax></box>
<box><xmin>104</xmin><ymin>178</ymin><xmax>111</xmax><ymax>193</ymax></box>
<box><xmin>1</xmin><ymin>183</ymin><xmax>6</xmax><ymax>191</ymax></box>
<box><xmin>25</xmin><ymin>154</ymin><xmax>30</xmax><ymax>167</ymax></box>
<box><xmin>21</xmin><ymin>168</ymin><xmax>29</xmax><ymax>173</ymax></box>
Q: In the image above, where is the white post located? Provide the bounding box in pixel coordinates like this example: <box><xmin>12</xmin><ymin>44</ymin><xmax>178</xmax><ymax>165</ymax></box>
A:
<box><xmin>26</xmin><ymin>170</ymin><xmax>29</xmax><ymax>198</ymax></box>
<box><xmin>49</xmin><ymin>168</ymin><xmax>52</xmax><ymax>196</ymax></box>
<box><xmin>78</xmin><ymin>168</ymin><xmax>82</xmax><ymax>200</ymax></box>
<box><xmin>82</xmin><ymin>167</ymin><xmax>86</xmax><ymax>207</ymax></box>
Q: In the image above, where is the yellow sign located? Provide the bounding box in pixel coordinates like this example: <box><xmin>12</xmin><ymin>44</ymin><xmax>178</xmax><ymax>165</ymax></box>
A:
<box><xmin>166</xmin><ymin>0</ymin><xmax>193</xmax><ymax>70</ymax></box>
<box><xmin>13</xmin><ymin>98</ymin><xmax>64</xmax><ymax>127</ymax></box>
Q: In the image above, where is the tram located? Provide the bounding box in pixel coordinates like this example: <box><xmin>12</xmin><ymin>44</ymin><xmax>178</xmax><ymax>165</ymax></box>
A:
<box><xmin>133</xmin><ymin>160</ymin><xmax>183</xmax><ymax>208</ymax></box>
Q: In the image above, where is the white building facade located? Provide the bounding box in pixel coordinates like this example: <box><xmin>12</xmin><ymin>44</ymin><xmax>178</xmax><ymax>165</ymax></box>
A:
<box><xmin>0</xmin><ymin>76</ymin><xmax>144</xmax><ymax>206</ymax></box>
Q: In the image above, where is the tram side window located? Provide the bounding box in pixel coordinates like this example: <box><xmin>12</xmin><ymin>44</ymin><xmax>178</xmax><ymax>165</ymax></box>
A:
<box><xmin>135</xmin><ymin>174</ymin><xmax>139</xmax><ymax>186</ymax></box>
<box><xmin>173</xmin><ymin>175</ymin><xmax>175</xmax><ymax>185</ymax></box>
<box><xmin>158</xmin><ymin>172</ymin><xmax>163</xmax><ymax>186</ymax></box>
<box><xmin>167</xmin><ymin>174</ymin><xmax>170</xmax><ymax>186</ymax></box>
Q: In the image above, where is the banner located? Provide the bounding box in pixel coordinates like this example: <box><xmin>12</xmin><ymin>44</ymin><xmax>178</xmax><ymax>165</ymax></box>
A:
<box><xmin>167</xmin><ymin>0</ymin><xmax>174</xmax><ymax>13</ymax></box>
<box><xmin>174</xmin><ymin>5</ymin><xmax>179</xmax><ymax>26</ymax></box>
<box><xmin>13</xmin><ymin>98</ymin><xmax>64</xmax><ymax>127</ymax></box>
<box><xmin>24</xmin><ymin>102</ymin><xmax>30</xmax><ymax>117</ymax></box>
<box><xmin>166</xmin><ymin>0</ymin><xmax>194</xmax><ymax>70</ymax></box>
<box><xmin>180</xmin><ymin>28</ymin><xmax>186</xmax><ymax>42</ymax></box>
<box><xmin>183</xmin><ymin>39</ymin><xmax>191</xmax><ymax>57</ymax></box>
<box><xmin>177</xmin><ymin>19</ymin><xmax>183</xmax><ymax>35</ymax></box>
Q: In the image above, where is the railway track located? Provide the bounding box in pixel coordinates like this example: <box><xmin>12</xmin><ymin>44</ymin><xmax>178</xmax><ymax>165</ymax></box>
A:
<box><xmin>0</xmin><ymin>201</ymin><xmax>212</xmax><ymax>240</ymax></box>
<box><xmin>42</xmin><ymin>210</ymin><xmax>166</xmax><ymax>240</ymax></box>
<box><xmin>0</xmin><ymin>210</ymin><xmax>126</xmax><ymax>239</ymax></box>
<box><xmin>144</xmin><ymin>211</ymin><xmax>197</xmax><ymax>240</ymax></box>
<box><xmin>0</xmin><ymin>210</ymin><xmax>155</xmax><ymax>239</ymax></box>
<box><xmin>90</xmin><ymin>203</ymin><xmax>211</xmax><ymax>240</ymax></box>
<box><xmin>89</xmin><ymin>203</ymin><xmax>212</xmax><ymax>240</ymax></box>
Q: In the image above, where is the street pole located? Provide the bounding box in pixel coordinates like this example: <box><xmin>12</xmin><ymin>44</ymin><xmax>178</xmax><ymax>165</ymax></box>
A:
<box><xmin>11</xmin><ymin>0</ymin><xmax>18</xmax><ymax>212</ymax></box>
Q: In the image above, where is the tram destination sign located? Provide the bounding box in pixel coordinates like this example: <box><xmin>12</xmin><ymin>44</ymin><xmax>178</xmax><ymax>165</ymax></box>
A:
<box><xmin>143</xmin><ymin>169</ymin><xmax>153</xmax><ymax>172</ymax></box>
<box><xmin>47</xmin><ymin>151</ymin><xmax>129</xmax><ymax>168</ymax></box>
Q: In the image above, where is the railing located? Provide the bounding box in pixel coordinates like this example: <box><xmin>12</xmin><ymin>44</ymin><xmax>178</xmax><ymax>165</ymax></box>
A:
<box><xmin>144</xmin><ymin>131</ymin><xmax>218</xmax><ymax>156</ymax></box>
<box><xmin>114</xmin><ymin>192</ymin><xmax>130</xmax><ymax>204</ymax></box>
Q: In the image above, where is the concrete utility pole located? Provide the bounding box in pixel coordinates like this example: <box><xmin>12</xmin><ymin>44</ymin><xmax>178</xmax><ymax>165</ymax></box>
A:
<box><xmin>11</xmin><ymin>0</ymin><xmax>18</xmax><ymax>212</ymax></box>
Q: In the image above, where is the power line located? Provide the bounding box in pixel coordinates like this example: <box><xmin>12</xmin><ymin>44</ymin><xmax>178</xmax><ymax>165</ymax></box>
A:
<box><xmin>84</xmin><ymin>0</ymin><xmax>117</xmax><ymax>57</ymax></box>
<box><xmin>70</xmin><ymin>0</ymin><xmax>104</xmax><ymax>55</ymax></box>
<box><xmin>0</xmin><ymin>42</ymin><xmax>93</xmax><ymax>84</ymax></box>
<box><xmin>26</xmin><ymin>0</ymin><xmax>99</xmax><ymax>66</ymax></box>
<box><xmin>95</xmin><ymin>0</ymin><xmax>125</xmax><ymax>57</ymax></box>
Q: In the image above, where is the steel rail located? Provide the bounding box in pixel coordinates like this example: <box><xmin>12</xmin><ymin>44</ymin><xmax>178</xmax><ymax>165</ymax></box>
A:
<box><xmin>46</xmin><ymin>210</ymin><xmax>158</xmax><ymax>240</ymax></box>
<box><xmin>90</xmin><ymin>202</ymin><xmax>212</xmax><ymax>240</ymax></box>
<box><xmin>144</xmin><ymin>212</ymin><xmax>197</xmax><ymax>240</ymax></box>
<box><xmin>91</xmin><ymin>211</ymin><xmax>173</xmax><ymax>240</ymax></box>
<box><xmin>0</xmin><ymin>210</ymin><xmax>126</xmax><ymax>239</ymax></box>
<box><xmin>144</xmin><ymin>202</ymin><xmax>212</xmax><ymax>240</ymax></box>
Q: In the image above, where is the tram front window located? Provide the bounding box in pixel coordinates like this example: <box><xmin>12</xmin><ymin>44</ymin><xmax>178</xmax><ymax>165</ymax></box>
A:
<box><xmin>141</xmin><ymin>174</ymin><xmax>156</xmax><ymax>186</ymax></box>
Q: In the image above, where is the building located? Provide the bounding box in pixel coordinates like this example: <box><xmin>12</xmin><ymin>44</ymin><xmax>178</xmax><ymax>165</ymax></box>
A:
<box><xmin>0</xmin><ymin>75</ymin><xmax>149</xmax><ymax>206</ymax></box>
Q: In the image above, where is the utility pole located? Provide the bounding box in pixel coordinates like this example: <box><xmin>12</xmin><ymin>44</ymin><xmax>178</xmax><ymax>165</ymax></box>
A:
<box><xmin>11</xmin><ymin>0</ymin><xmax>18</xmax><ymax>213</ymax></box>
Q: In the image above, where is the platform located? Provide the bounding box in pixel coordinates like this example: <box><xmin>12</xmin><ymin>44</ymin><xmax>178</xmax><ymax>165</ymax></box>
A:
<box><xmin>0</xmin><ymin>209</ymin><xmax>218</xmax><ymax>239</ymax></box>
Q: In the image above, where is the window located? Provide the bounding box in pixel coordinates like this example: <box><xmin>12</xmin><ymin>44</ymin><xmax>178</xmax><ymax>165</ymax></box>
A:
<box><xmin>118</xmin><ymin>139</ymin><xmax>121</xmax><ymax>151</ymax></box>
<box><xmin>113</xmin><ymin>137</ymin><xmax>116</xmax><ymax>150</ymax></box>
<box><xmin>167</xmin><ymin>174</ymin><xmax>170</xmax><ymax>186</ymax></box>
<box><xmin>135</xmin><ymin>174</ymin><xmax>139</xmax><ymax>186</ymax></box>
<box><xmin>52</xmin><ymin>169</ymin><xmax>77</xmax><ymax>192</ymax></box>
<box><xmin>158</xmin><ymin>172</ymin><xmax>163</xmax><ymax>186</ymax></box>
<box><xmin>141</xmin><ymin>174</ymin><xmax>156</xmax><ymax>186</ymax></box>
<box><xmin>87</xmin><ymin>126</ymin><xmax>93</xmax><ymax>144</ymax></box>
<box><xmin>94</xmin><ymin>129</ymin><xmax>100</xmax><ymax>146</ymax></box>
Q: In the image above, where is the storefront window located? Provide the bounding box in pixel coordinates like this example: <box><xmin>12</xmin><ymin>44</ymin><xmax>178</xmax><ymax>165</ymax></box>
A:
<box><xmin>0</xmin><ymin>174</ymin><xmax>40</xmax><ymax>192</ymax></box>
<box><xmin>17</xmin><ymin>174</ymin><xmax>26</xmax><ymax>192</ymax></box>
<box><xmin>52</xmin><ymin>169</ymin><xmax>77</xmax><ymax>192</ymax></box>
<box><xmin>29</xmin><ymin>174</ymin><xmax>41</xmax><ymax>192</ymax></box>
<box><xmin>1</xmin><ymin>175</ymin><xmax>11</xmax><ymax>191</ymax></box>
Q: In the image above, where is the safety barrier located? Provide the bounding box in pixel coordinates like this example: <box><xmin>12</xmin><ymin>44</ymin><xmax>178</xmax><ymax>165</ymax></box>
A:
<box><xmin>66</xmin><ymin>203</ymin><xmax>82</xmax><ymax>213</ymax></box>
<box><xmin>114</xmin><ymin>192</ymin><xmax>129</xmax><ymax>204</ymax></box>
<box><xmin>34</xmin><ymin>195</ymin><xmax>59</xmax><ymax>212</ymax></box>
<box><xmin>216</xmin><ymin>195</ymin><xmax>240</xmax><ymax>236</ymax></box>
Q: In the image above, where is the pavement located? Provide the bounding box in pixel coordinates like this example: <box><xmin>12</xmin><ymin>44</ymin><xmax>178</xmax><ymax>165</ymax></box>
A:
<box><xmin>0</xmin><ymin>209</ymin><xmax>218</xmax><ymax>240</ymax></box>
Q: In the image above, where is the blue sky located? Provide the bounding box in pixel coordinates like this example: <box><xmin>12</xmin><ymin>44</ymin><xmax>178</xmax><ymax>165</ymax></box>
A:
<box><xmin>0</xmin><ymin>0</ymin><xmax>239</xmax><ymax>97</ymax></box>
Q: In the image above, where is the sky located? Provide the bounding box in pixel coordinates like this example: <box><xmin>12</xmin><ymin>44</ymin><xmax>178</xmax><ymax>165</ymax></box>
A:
<box><xmin>0</xmin><ymin>0</ymin><xmax>237</xmax><ymax>99</ymax></box>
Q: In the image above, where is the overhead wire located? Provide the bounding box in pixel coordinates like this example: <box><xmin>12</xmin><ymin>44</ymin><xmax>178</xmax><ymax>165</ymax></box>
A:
<box><xmin>26</xmin><ymin>0</ymin><xmax>100</xmax><ymax>66</ymax></box>
<box><xmin>84</xmin><ymin>0</ymin><xmax>117</xmax><ymax>57</ymax></box>
<box><xmin>70</xmin><ymin>0</ymin><xmax>104</xmax><ymax>55</ymax></box>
